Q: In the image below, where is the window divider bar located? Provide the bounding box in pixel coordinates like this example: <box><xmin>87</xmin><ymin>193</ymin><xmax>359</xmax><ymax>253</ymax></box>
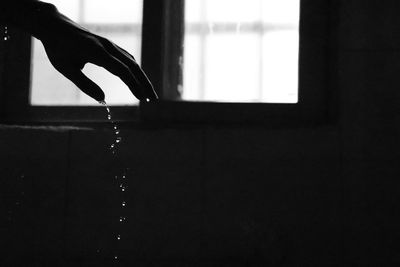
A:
<box><xmin>141</xmin><ymin>0</ymin><xmax>165</xmax><ymax>99</ymax></box>
<box><xmin>141</xmin><ymin>0</ymin><xmax>184</xmax><ymax>101</ymax></box>
<box><xmin>162</xmin><ymin>0</ymin><xmax>185</xmax><ymax>100</ymax></box>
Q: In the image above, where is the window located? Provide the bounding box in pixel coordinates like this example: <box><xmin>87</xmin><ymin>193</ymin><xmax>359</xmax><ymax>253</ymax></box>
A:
<box><xmin>183</xmin><ymin>0</ymin><xmax>300</xmax><ymax>103</ymax></box>
<box><xmin>0</xmin><ymin>0</ymin><xmax>334</xmax><ymax>124</ymax></box>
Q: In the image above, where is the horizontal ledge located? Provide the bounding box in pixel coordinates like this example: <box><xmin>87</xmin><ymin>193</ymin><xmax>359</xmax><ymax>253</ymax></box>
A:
<box><xmin>139</xmin><ymin>100</ymin><xmax>325</xmax><ymax>127</ymax></box>
<box><xmin>2</xmin><ymin>101</ymin><xmax>327</xmax><ymax>128</ymax></box>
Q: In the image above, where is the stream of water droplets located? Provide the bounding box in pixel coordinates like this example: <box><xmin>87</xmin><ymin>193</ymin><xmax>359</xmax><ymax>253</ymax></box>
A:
<box><xmin>100</xmin><ymin>98</ymin><xmax>151</xmax><ymax>262</ymax></box>
<box><xmin>100</xmin><ymin>101</ymin><xmax>130</xmax><ymax>262</ymax></box>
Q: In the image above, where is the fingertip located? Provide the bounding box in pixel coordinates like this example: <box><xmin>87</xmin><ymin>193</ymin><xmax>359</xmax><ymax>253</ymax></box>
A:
<box><xmin>64</xmin><ymin>70</ymin><xmax>106</xmax><ymax>103</ymax></box>
<box><xmin>95</xmin><ymin>91</ymin><xmax>105</xmax><ymax>103</ymax></box>
<box><xmin>81</xmin><ymin>82</ymin><xmax>105</xmax><ymax>103</ymax></box>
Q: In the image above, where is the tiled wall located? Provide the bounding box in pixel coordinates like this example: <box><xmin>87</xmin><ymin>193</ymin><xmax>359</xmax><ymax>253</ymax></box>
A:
<box><xmin>0</xmin><ymin>125</ymin><xmax>340</xmax><ymax>265</ymax></box>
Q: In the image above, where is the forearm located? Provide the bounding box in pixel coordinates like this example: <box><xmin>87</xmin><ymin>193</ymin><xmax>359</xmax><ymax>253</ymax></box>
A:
<box><xmin>0</xmin><ymin>0</ymin><xmax>59</xmax><ymax>40</ymax></box>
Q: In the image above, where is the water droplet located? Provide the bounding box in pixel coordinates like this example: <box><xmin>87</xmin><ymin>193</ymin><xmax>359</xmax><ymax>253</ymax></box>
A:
<box><xmin>114</xmin><ymin>256</ymin><xmax>118</xmax><ymax>260</ymax></box>
<box><xmin>3</xmin><ymin>26</ymin><xmax>10</xmax><ymax>41</ymax></box>
<box><xmin>122</xmin><ymin>175</ymin><xmax>126</xmax><ymax>179</ymax></box>
<box><xmin>122</xmin><ymin>201</ymin><xmax>126</xmax><ymax>207</ymax></box>
<box><xmin>116</xmin><ymin>137</ymin><xmax>122</xmax><ymax>143</ymax></box>
<box><xmin>117</xmin><ymin>235</ymin><xmax>121</xmax><ymax>240</ymax></box>
<box><xmin>145</xmin><ymin>98</ymin><xmax>150</xmax><ymax>103</ymax></box>
<box><xmin>208</xmin><ymin>22</ymin><xmax>215</xmax><ymax>34</ymax></box>
<box><xmin>236</xmin><ymin>22</ymin><xmax>242</xmax><ymax>34</ymax></box>
<box><xmin>119</xmin><ymin>217</ymin><xmax>126</xmax><ymax>222</ymax></box>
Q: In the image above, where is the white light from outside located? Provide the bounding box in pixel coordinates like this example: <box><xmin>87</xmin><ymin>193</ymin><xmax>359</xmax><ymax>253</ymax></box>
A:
<box><xmin>183</xmin><ymin>0</ymin><xmax>300</xmax><ymax>103</ymax></box>
<box><xmin>31</xmin><ymin>0</ymin><xmax>300</xmax><ymax>105</ymax></box>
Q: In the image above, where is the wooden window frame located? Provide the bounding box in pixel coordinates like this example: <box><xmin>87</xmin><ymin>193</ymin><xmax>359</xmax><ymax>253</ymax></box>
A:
<box><xmin>0</xmin><ymin>0</ymin><xmax>338</xmax><ymax>126</ymax></box>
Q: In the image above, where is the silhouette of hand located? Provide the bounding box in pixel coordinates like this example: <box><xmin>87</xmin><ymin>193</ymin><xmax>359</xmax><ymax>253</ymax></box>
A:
<box><xmin>39</xmin><ymin>11</ymin><xmax>158</xmax><ymax>102</ymax></box>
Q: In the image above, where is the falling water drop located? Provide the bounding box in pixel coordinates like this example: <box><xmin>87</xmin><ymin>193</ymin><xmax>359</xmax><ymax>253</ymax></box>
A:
<box><xmin>236</xmin><ymin>22</ymin><xmax>242</xmax><ymax>34</ymax></box>
<box><xmin>122</xmin><ymin>201</ymin><xmax>126</xmax><ymax>207</ymax></box>
<box><xmin>208</xmin><ymin>22</ymin><xmax>215</xmax><ymax>34</ymax></box>
<box><xmin>3</xmin><ymin>26</ymin><xmax>10</xmax><ymax>41</ymax></box>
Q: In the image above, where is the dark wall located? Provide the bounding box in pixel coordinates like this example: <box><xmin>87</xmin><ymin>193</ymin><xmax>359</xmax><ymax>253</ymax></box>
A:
<box><xmin>1</xmin><ymin>0</ymin><xmax>400</xmax><ymax>266</ymax></box>
<box><xmin>338</xmin><ymin>0</ymin><xmax>400</xmax><ymax>265</ymax></box>
<box><xmin>0</xmin><ymin>126</ymin><xmax>340</xmax><ymax>266</ymax></box>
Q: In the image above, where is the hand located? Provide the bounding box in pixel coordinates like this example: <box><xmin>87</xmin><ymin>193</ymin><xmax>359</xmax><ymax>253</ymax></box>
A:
<box><xmin>38</xmin><ymin>10</ymin><xmax>158</xmax><ymax>102</ymax></box>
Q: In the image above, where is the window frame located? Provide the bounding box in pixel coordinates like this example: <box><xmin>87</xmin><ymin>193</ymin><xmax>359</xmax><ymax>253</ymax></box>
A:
<box><xmin>0</xmin><ymin>0</ymin><xmax>338</xmax><ymax>126</ymax></box>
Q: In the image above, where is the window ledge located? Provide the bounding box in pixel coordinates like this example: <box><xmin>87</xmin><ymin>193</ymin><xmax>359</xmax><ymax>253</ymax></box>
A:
<box><xmin>139</xmin><ymin>100</ymin><xmax>328</xmax><ymax>127</ymax></box>
<box><xmin>2</xmin><ymin>100</ymin><xmax>329</xmax><ymax>129</ymax></box>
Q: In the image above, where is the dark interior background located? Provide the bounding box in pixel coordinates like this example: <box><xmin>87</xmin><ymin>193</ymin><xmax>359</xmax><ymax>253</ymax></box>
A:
<box><xmin>1</xmin><ymin>1</ymin><xmax>400</xmax><ymax>266</ymax></box>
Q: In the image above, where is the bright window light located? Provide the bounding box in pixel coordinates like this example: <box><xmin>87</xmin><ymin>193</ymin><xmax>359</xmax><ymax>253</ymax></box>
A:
<box><xmin>183</xmin><ymin>0</ymin><xmax>300</xmax><ymax>103</ymax></box>
<box><xmin>30</xmin><ymin>0</ymin><xmax>143</xmax><ymax>106</ymax></box>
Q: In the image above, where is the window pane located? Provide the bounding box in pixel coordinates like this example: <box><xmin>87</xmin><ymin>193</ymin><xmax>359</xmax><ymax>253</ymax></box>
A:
<box><xmin>30</xmin><ymin>0</ymin><xmax>143</xmax><ymax>106</ymax></box>
<box><xmin>183</xmin><ymin>0</ymin><xmax>300</xmax><ymax>103</ymax></box>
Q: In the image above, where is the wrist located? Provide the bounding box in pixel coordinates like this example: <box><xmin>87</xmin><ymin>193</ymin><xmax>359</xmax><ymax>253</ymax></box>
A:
<box><xmin>3</xmin><ymin>1</ymin><xmax>59</xmax><ymax>40</ymax></box>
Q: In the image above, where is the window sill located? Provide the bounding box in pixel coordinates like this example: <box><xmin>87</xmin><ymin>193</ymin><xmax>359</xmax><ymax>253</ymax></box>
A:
<box><xmin>139</xmin><ymin>100</ymin><xmax>328</xmax><ymax>128</ymax></box>
<box><xmin>1</xmin><ymin>100</ymin><xmax>329</xmax><ymax>129</ymax></box>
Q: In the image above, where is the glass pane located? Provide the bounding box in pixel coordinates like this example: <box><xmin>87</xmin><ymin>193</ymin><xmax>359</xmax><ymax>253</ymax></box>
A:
<box><xmin>183</xmin><ymin>0</ymin><xmax>300</xmax><ymax>103</ymax></box>
<box><xmin>31</xmin><ymin>0</ymin><xmax>143</xmax><ymax>106</ymax></box>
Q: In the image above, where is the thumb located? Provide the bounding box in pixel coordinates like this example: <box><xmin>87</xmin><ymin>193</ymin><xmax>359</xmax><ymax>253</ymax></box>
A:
<box><xmin>63</xmin><ymin>70</ymin><xmax>105</xmax><ymax>102</ymax></box>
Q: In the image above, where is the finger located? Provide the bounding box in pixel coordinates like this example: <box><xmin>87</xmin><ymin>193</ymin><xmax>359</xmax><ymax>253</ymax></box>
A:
<box><xmin>63</xmin><ymin>69</ymin><xmax>105</xmax><ymax>102</ymax></box>
<box><xmin>91</xmin><ymin>52</ymin><xmax>145</xmax><ymax>101</ymax></box>
<box><xmin>102</xmin><ymin>40</ymin><xmax>158</xmax><ymax>101</ymax></box>
<box><xmin>114</xmin><ymin>45</ymin><xmax>158</xmax><ymax>101</ymax></box>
